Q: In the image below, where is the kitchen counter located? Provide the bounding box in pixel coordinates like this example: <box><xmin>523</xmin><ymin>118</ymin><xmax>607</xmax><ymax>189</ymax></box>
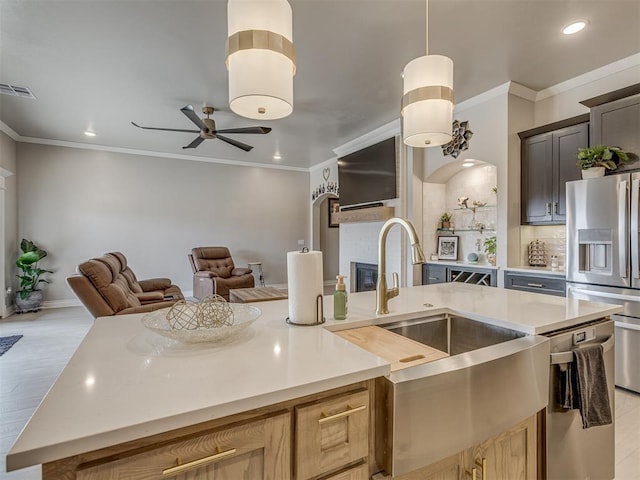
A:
<box><xmin>506</xmin><ymin>265</ymin><xmax>566</xmax><ymax>277</ymax></box>
<box><xmin>426</xmin><ymin>259</ymin><xmax>498</xmax><ymax>270</ymax></box>
<box><xmin>7</xmin><ymin>283</ymin><xmax>621</xmax><ymax>471</ymax></box>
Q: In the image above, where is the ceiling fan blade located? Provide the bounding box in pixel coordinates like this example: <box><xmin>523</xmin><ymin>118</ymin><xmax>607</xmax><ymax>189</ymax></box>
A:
<box><xmin>182</xmin><ymin>137</ymin><xmax>205</xmax><ymax>149</ymax></box>
<box><xmin>214</xmin><ymin>127</ymin><xmax>272</xmax><ymax>135</ymax></box>
<box><xmin>131</xmin><ymin>122</ymin><xmax>200</xmax><ymax>134</ymax></box>
<box><xmin>180</xmin><ymin>105</ymin><xmax>208</xmax><ymax>131</ymax></box>
<box><xmin>216</xmin><ymin>134</ymin><xmax>253</xmax><ymax>152</ymax></box>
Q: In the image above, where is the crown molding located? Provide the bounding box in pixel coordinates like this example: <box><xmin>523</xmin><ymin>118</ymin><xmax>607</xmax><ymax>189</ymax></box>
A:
<box><xmin>0</xmin><ymin>120</ymin><xmax>20</xmax><ymax>140</ymax></box>
<box><xmin>333</xmin><ymin>118</ymin><xmax>400</xmax><ymax>158</ymax></box>
<box><xmin>309</xmin><ymin>156</ymin><xmax>338</xmax><ymax>172</ymax></box>
<box><xmin>6</xmin><ymin>134</ymin><xmax>308</xmax><ymax>173</ymax></box>
<box><xmin>535</xmin><ymin>53</ymin><xmax>640</xmax><ymax>101</ymax></box>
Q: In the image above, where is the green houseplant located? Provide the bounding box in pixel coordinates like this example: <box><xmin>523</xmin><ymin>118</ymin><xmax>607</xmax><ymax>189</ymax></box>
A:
<box><xmin>484</xmin><ymin>235</ymin><xmax>496</xmax><ymax>265</ymax></box>
<box><xmin>16</xmin><ymin>238</ymin><xmax>52</xmax><ymax>313</ymax></box>
<box><xmin>440</xmin><ymin>212</ymin><xmax>453</xmax><ymax>229</ymax></box>
<box><xmin>577</xmin><ymin>145</ymin><xmax>629</xmax><ymax>178</ymax></box>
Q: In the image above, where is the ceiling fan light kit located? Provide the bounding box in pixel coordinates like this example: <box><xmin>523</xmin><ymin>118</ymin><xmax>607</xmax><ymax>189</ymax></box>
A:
<box><xmin>401</xmin><ymin>0</ymin><xmax>454</xmax><ymax>148</ymax></box>
<box><xmin>226</xmin><ymin>0</ymin><xmax>296</xmax><ymax>120</ymax></box>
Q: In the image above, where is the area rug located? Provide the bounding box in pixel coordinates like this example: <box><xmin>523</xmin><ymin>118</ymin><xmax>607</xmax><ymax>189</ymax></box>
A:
<box><xmin>0</xmin><ymin>335</ymin><xmax>23</xmax><ymax>357</ymax></box>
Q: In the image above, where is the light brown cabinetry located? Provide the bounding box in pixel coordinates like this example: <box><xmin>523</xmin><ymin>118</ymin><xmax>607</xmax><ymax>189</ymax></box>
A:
<box><xmin>75</xmin><ymin>412</ymin><xmax>291</xmax><ymax>480</ymax></box>
<box><xmin>43</xmin><ymin>382</ymin><xmax>373</xmax><ymax>480</ymax></box>
<box><xmin>295</xmin><ymin>389</ymin><xmax>369</xmax><ymax>480</ymax></box>
<box><xmin>385</xmin><ymin>415</ymin><xmax>537</xmax><ymax>480</ymax></box>
<box><xmin>462</xmin><ymin>415</ymin><xmax>537</xmax><ymax>480</ymax></box>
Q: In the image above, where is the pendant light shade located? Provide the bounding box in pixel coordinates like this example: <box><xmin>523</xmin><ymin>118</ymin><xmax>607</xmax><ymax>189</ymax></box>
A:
<box><xmin>226</xmin><ymin>0</ymin><xmax>296</xmax><ymax>120</ymax></box>
<box><xmin>402</xmin><ymin>55</ymin><xmax>454</xmax><ymax>147</ymax></box>
<box><xmin>401</xmin><ymin>0</ymin><xmax>454</xmax><ymax>148</ymax></box>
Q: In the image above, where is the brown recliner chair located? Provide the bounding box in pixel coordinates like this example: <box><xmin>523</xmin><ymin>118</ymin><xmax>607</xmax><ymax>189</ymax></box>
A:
<box><xmin>67</xmin><ymin>251</ymin><xmax>184</xmax><ymax>318</ymax></box>
<box><xmin>189</xmin><ymin>247</ymin><xmax>254</xmax><ymax>301</ymax></box>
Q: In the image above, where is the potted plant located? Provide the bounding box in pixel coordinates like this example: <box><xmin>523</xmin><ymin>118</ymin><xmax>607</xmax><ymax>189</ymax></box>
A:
<box><xmin>15</xmin><ymin>238</ymin><xmax>52</xmax><ymax>313</ymax></box>
<box><xmin>577</xmin><ymin>145</ymin><xmax>629</xmax><ymax>179</ymax></box>
<box><xmin>440</xmin><ymin>212</ymin><xmax>453</xmax><ymax>229</ymax></box>
<box><xmin>484</xmin><ymin>235</ymin><xmax>496</xmax><ymax>266</ymax></box>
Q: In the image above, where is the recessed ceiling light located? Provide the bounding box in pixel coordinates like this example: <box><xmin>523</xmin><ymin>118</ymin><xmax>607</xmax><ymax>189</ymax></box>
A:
<box><xmin>84</xmin><ymin>131</ymin><xmax>96</xmax><ymax>137</ymax></box>
<box><xmin>462</xmin><ymin>161</ymin><xmax>475</xmax><ymax>168</ymax></box>
<box><xmin>273</xmin><ymin>153</ymin><xmax>282</xmax><ymax>160</ymax></box>
<box><xmin>562</xmin><ymin>20</ymin><xmax>587</xmax><ymax>35</ymax></box>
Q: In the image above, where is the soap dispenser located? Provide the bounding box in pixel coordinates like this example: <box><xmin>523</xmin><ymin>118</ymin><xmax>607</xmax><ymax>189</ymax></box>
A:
<box><xmin>333</xmin><ymin>274</ymin><xmax>347</xmax><ymax>320</ymax></box>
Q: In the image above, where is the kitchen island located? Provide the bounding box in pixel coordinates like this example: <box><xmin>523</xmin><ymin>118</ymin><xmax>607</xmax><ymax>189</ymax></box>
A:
<box><xmin>7</xmin><ymin>283</ymin><xmax>622</xmax><ymax>479</ymax></box>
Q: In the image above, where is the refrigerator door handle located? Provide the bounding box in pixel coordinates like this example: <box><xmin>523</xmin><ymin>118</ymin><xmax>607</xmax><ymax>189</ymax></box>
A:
<box><xmin>620</xmin><ymin>180</ymin><xmax>629</xmax><ymax>278</ymax></box>
<box><xmin>632</xmin><ymin>179</ymin><xmax>640</xmax><ymax>279</ymax></box>
<box><xmin>568</xmin><ymin>285</ymin><xmax>640</xmax><ymax>303</ymax></box>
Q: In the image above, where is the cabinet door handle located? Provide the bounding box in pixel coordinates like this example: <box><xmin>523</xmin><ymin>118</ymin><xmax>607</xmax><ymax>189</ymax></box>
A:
<box><xmin>481</xmin><ymin>457</ymin><xmax>487</xmax><ymax>480</ymax></box>
<box><xmin>318</xmin><ymin>404</ymin><xmax>367</xmax><ymax>424</ymax></box>
<box><xmin>553</xmin><ymin>201</ymin><xmax>558</xmax><ymax>215</ymax></box>
<box><xmin>527</xmin><ymin>283</ymin><xmax>545</xmax><ymax>288</ymax></box>
<box><xmin>546</xmin><ymin>202</ymin><xmax>551</xmax><ymax>216</ymax></box>
<box><xmin>162</xmin><ymin>448</ymin><xmax>237</xmax><ymax>476</ymax></box>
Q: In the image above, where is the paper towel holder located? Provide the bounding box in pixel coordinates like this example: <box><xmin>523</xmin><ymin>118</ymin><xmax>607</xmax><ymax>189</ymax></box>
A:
<box><xmin>286</xmin><ymin>294</ymin><xmax>326</xmax><ymax>327</ymax></box>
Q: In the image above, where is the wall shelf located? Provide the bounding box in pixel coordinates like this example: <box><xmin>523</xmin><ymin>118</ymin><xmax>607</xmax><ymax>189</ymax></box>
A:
<box><xmin>437</xmin><ymin>228</ymin><xmax>495</xmax><ymax>233</ymax></box>
<box><xmin>332</xmin><ymin>206</ymin><xmax>395</xmax><ymax>224</ymax></box>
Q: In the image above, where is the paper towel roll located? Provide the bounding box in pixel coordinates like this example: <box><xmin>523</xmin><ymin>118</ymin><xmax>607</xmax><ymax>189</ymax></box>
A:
<box><xmin>287</xmin><ymin>249</ymin><xmax>324</xmax><ymax>325</ymax></box>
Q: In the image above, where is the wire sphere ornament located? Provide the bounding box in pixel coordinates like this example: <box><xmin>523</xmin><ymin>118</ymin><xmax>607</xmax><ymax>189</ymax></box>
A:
<box><xmin>166</xmin><ymin>295</ymin><xmax>235</xmax><ymax>330</ymax></box>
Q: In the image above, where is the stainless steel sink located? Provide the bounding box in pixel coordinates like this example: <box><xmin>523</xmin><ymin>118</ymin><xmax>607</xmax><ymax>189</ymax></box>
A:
<box><xmin>384</xmin><ymin>315</ymin><xmax>526</xmax><ymax>355</ymax></box>
<box><xmin>375</xmin><ymin>314</ymin><xmax>549</xmax><ymax>477</ymax></box>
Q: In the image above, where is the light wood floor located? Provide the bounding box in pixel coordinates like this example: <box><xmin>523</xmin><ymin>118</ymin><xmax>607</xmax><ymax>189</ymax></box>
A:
<box><xmin>1</xmin><ymin>307</ymin><xmax>639</xmax><ymax>479</ymax></box>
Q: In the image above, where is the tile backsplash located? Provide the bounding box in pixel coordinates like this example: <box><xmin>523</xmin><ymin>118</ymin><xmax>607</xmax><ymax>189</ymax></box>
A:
<box><xmin>520</xmin><ymin>225</ymin><xmax>566</xmax><ymax>268</ymax></box>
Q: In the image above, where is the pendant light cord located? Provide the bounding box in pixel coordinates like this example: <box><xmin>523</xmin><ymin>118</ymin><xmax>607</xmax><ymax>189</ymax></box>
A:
<box><xmin>425</xmin><ymin>0</ymin><xmax>429</xmax><ymax>55</ymax></box>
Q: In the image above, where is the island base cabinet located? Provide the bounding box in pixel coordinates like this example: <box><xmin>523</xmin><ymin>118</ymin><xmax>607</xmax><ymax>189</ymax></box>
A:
<box><xmin>378</xmin><ymin>414</ymin><xmax>537</xmax><ymax>480</ymax></box>
<box><xmin>73</xmin><ymin>412</ymin><xmax>291</xmax><ymax>480</ymax></box>
<box><xmin>462</xmin><ymin>414</ymin><xmax>537</xmax><ymax>480</ymax></box>
<box><xmin>295</xmin><ymin>389</ymin><xmax>369</xmax><ymax>480</ymax></box>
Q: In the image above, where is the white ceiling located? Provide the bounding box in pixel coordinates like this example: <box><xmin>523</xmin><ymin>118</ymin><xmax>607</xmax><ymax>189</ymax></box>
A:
<box><xmin>1</xmin><ymin>0</ymin><xmax>639</xmax><ymax>170</ymax></box>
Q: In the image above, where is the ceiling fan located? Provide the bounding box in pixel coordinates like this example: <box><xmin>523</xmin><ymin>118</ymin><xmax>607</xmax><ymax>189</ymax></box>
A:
<box><xmin>131</xmin><ymin>105</ymin><xmax>271</xmax><ymax>152</ymax></box>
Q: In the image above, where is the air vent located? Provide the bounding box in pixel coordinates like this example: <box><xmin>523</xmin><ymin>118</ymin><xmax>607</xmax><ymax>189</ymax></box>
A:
<box><xmin>0</xmin><ymin>83</ymin><xmax>36</xmax><ymax>99</ymax></box>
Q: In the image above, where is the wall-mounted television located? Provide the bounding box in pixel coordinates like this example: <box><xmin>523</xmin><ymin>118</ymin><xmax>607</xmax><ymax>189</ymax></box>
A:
<box><xmin>337</xmin><ymin>137</ymin><xmax>397</xmax><ymax>208</ymax></box>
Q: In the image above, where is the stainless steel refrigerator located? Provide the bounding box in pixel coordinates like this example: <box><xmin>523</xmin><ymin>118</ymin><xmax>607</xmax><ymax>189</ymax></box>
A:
<box><xmin>567</xmin><ymin>172</ymin><xmax>640</xmax><ymax>393</ymax></box>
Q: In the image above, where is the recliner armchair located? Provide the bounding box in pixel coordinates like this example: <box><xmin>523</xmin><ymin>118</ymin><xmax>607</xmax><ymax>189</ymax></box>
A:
<box><xmin>189</xmin><ymin>247</ymin><xmax>254</xmax><ymax>301</ymax></box>
<box><xmin>67</xmin><ymin>251</ymin><xmax>184</xmax><ymax>318</ymax></box>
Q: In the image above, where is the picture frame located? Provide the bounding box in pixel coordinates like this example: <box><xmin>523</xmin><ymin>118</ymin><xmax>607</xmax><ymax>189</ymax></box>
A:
<box><xmin>437</xmin><ymin>235</ymin><xmax>459</xmax><ymax>260</ymax></box>
<box><xmin>328</xmin><ymin>198</ymin><xmax>340</xmax><ymax>228</ymax></box>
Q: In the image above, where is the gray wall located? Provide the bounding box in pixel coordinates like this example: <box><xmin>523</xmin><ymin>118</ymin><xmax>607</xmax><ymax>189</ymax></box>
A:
<box><xmin>319</xmin><ymin>196</ymin><xmax>339</xmax><ymax>281</ymax></box>
<box><xmin>16</xmin><ymin>143</ymin><xmax>309</xmax><ymax>302</ymax></box>
<box><xmin>0</xmin><ymin>131</ymin><xmax>18</xmax><ymax>312</ymax></box>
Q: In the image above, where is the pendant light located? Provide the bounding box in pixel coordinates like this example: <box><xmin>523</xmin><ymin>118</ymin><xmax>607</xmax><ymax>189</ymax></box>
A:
<box><xmin>401</xmin><ymin>0</ymin><xmax>454</xmax><ymax>147</ymax></box>
<box><xmin>226</xmin><ymin>0</ymin><xmax>296</xmax><ymax>120</ymax></box>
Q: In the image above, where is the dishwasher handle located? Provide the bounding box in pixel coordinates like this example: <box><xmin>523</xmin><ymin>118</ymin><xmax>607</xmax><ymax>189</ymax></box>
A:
<box><xmin>550</xmin><ymin>334</ymin><xmax>614</xmax><ymax>365</ymax></box>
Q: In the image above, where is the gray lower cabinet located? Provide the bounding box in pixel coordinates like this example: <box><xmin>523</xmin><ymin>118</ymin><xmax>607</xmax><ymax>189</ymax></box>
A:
<box><xmin>423</xmin><ymin>264</ymin><xmax>496</xmax><ymax>287</ymax></box>
<box><xmin>503</xmin><ymin>271</ymin><xmax>566</xmax><ymax>297</ymax></box>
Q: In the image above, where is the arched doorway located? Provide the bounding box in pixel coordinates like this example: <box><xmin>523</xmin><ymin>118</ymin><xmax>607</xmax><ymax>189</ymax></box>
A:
<box><xmin>312</xmin><ymin>193</ymin><xmax>339</xmax><ymax>285</ymax></box>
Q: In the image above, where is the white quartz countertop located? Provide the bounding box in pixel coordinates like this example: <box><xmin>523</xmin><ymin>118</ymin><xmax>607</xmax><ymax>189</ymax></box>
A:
<box><xmin>7</xmin><ymin>283</ymin><xmax>621</xmax><ymax>471</ymax></box>
<box><xmin>505</xmin><ymin>266</ymin><xmax>566</xmax><ymax>277</ymax></box>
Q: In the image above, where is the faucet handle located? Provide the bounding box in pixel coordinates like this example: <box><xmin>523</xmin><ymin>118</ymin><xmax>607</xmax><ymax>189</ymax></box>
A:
<box><xmin>387</xmin><ymin>272</ymin><xmax>399</xmax><ymax>299</ymax></box>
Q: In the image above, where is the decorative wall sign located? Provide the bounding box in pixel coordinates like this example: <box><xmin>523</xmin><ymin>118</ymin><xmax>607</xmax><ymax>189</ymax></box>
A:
<box><xmin>311</xmin><ymin>181</ymin><xmax>339</xmax><ymax>201</ymax></box>
<box><xmin>442</xmin><ymin>120</ymin><xmax>473</xmax><ymax>158</ymax></box>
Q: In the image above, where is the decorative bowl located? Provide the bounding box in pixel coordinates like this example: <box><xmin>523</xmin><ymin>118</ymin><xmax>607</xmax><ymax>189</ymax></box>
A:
<box><xmin>141</xmin><ymin>304</ymin><xmax>261</xmax><ymax>344</ymax></box>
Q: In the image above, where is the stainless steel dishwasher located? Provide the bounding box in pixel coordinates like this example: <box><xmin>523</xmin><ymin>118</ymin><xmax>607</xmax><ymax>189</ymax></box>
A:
<box><xmin>545</xmin><ymin>318</ymin><xmax>615</xmax><ymax>480</ymax></box>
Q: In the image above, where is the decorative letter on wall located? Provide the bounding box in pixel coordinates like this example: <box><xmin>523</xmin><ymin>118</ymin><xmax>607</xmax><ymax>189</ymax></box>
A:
<box><xmin>442</xmin><ymin>120</ymin><xmax>473</xmax><ymax>158</ymax></box>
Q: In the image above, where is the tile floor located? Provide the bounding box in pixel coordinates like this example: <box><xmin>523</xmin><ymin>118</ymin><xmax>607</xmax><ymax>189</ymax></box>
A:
<box><xmin>0</xmin><ymin>306</ymin><xmax>639</xmax><ymax>479</ymax></box>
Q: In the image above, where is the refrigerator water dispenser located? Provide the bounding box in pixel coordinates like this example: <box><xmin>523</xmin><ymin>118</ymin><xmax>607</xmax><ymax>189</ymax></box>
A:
<box><xmin>578</xmin><ymin>229</ymin><xmax>612</xmax><ymax>275</ymax></box>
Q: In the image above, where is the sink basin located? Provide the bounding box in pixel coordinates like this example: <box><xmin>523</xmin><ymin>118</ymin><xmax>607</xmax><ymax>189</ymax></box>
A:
<box><xmin>383</xmin><ymin>315</ymin><xmax>526</xmax><ymax>356</ymax></box>
<box><xmin>370</xmin><ymin>314</ymin><xmax>549</xmax><ymax>477</ymax></box>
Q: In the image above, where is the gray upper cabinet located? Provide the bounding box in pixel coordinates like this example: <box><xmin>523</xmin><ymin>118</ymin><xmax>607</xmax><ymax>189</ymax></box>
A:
<box><xmin>520</xmin><ymin>118</ymin><xmax>588</xmax><ymax>225</ymax></box>
<box><xmin>590</xmin><ymin>93</ymin><xmax>640</xmax><ymax>166</ymax></box>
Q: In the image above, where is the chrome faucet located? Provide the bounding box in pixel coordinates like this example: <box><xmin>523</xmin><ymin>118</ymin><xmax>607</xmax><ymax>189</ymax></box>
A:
<box><xmin>376</xmin><ymin>217</ymin><xmax>426</xmax><ymax>315</ymax></box>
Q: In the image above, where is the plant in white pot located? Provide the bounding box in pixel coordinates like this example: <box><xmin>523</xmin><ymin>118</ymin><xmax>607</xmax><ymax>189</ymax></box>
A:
<box><xmin>577</xmin><ymin>145</ymin><xmax>629</xmax><ymax>179</ymax></box>
<box><xmin>16</xmin><ymin>239</ymin><xmax>52</xmax><ymax>313</ymax></box>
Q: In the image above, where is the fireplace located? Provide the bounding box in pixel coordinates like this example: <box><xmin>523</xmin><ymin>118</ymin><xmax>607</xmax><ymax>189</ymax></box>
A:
<box><xmin>354</xmin><ymin>262</ymin><xmax>378</xmax><ymax>292</ymax></box>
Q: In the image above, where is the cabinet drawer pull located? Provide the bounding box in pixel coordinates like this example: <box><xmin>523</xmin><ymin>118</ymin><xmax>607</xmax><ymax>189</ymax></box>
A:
<box><xmin>162</xmin><ymin>448</ymin><xmax>237</xmax><ymax>476</ymax></box>
<box><xmin>527</xmin><ymin>283</ymin><xmax>544</xmax><ymax>288</ymax></box>
<box><xmin>318</xmin><ymin>404</ymin><xmax>367</xmax><ymax>424</ymax></box>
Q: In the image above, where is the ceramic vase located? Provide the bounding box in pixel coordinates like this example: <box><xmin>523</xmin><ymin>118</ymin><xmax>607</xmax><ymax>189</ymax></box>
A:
<box><xmin>581</xmin><ymin>166</ymin><xmax>605</xmax><ymax>179</ymax></box>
